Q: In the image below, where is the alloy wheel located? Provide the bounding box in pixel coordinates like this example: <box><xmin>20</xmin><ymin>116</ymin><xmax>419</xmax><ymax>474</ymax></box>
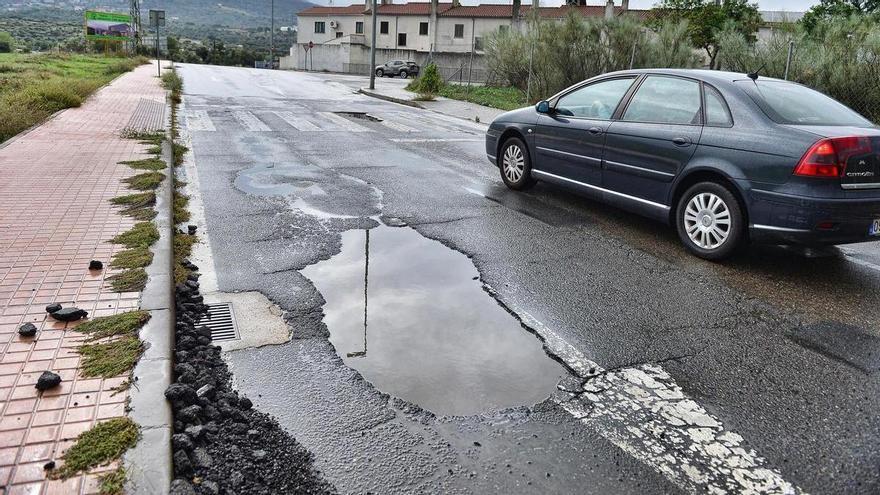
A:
<box><xmin>502</xmin><ymin>144</ymin><xmax>525</xmax><ymax>183</ymax></box>
<box><xmin>683</xmin><ymin>192</ymin><xmax>731</xmax><ymax>250</ymax></box>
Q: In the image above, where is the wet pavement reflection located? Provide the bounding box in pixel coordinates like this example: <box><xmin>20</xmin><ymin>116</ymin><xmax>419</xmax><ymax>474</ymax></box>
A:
<box><xmin>301</xmin><ymin>225</ymin><xmax>564</xmax><ymax>416</ymax></box>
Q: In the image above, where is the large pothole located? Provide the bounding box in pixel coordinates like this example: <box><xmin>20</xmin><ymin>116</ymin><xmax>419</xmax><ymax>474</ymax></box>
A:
<box><xmin>302</xmin><ymin>224</ymin><xmax>564</xmax><ymax>416</ymax></box>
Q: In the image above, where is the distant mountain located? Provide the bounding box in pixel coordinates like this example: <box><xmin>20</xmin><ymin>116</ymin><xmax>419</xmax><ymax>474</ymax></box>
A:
<box><xmin>0</xmin><ymin>0</ymin><xmax>317</xmax><ymax>27</ymax></box>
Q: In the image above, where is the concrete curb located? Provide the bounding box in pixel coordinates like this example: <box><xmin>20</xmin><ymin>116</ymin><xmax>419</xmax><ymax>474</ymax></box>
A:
<box><xmin>123</xmin><ymin>97</ymin><xmax>176</xmax><ymax>495</ymax></box>
<box><xmin>358</xmin><ymin>88</ymin><xmax>425</xmax><ymax>109</ymax></box>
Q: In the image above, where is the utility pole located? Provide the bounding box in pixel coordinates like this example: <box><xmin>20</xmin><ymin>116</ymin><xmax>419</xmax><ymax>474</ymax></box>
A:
<box><xmin>270</xmin><ymin>0</ymin><xmax>275</xmax><ymax>68</ymax></box>
<box><xmin>368</xmin><ymin>0</ymin><xmax>378</xmax><ymax>89</ymax></box>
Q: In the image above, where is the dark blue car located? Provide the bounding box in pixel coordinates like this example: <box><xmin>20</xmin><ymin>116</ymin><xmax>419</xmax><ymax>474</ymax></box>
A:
<box><xmin>485</xmin><ymin>69</ymin><xmax>880</xmax><ymax>260</ymax></box>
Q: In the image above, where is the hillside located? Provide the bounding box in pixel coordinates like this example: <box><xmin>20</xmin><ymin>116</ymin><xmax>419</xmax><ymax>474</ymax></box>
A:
<box><xmin>0</xmin><ymin>0</ymin><xmax>317</xmax><ymax>28</ymax></box>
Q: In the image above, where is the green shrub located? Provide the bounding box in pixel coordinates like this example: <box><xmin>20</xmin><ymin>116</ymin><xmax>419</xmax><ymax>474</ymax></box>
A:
<box><xmin>415</xmin><ymin>63</ymin><xmax>442</xmax><ymax>99</ymax></box>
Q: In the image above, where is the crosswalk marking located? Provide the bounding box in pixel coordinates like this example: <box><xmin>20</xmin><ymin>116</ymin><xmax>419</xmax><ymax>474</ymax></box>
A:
<box><xmin>233</xmin><ymin>110</ymin><xmax>271</xmax><ymax>132</ymax></box>
<box><xmin>378</xmin><ymin>117</ymin><xmax>419</xmax><ymax>133</ymax></box>
<box><xmin>186</xmin><ymin>110</ymin><xmax>216</xmax><ymax>132</ymax></box>
<box><xmin>274</xmin><ymin>111</ymin><xmax>321</xmax><ymax>131</ymax></box>
<box><xmin>317</xmin><ymin>112</ymin><xmax>371</xmax><ymax>132</ymax></box>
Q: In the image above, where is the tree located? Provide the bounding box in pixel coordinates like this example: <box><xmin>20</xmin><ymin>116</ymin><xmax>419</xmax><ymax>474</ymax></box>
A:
<box><xmin>801</xmin><ymin>0</ymin><xmax>880</xmax><ymax>32</ymax></box>
<box><xmin>655</xmin><ymin>0</ymin><xmax>761</xmax><ymax>69</ymax></box>
<box><xmin>167</xmin><ymin>36</ymin><xmax>180</xmax><ymax>62</ymax></box>
<box><xmin>0</xmin><ymin>31</ymin><xmax>14</xmax><ymax>53</ymax></box>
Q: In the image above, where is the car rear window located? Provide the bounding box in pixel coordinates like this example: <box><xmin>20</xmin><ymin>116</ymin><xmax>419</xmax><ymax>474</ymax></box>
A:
<box><xmin>741</xmin><ymin>80</ymin><xmax>872</xmax><ymax>126</ymax></box>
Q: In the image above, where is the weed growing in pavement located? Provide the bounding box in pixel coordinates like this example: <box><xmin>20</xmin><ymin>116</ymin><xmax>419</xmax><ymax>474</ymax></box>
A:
<box><xmin>111</xmin><ymin>221</ymin><xmax>159</xmax><ymax>249</ymax></box>
<box><xmin>110</xmin><ymin>247</ymin><xmax>153</xmax><ymax>271</ymax></box>
<box><xmin>74</xmin><ymin>310</ymin><xmax>150</xmax><ymax>341</ymax></box>
<box><xmin>119</xmin><ymin>157</ymin><xmax>166</xmax><ymax>171</ymax></box>
<box><xmin>79</xmin><ymin>334</ymin><xmax>144</xmax><ymax>377</ymax></box>
<box><xmin>110</xmin><ymin>192</ymin><xmax>156</xmax><ymax>221</ymax></box>
<box><xmin>106</xmin><ymin>268</ymin><xmax>148</xmax><ymax>292</ymax></box>
<box><xmin>97</xmin><ymin>467</ymin><xmax>127</xmax><ymax>495</ymax></box>
<box><xmin>122</xmin><ymin>171</ymin><xmax>164</xmax><ymax>191</ymax></box>
<box><xmin>173</xmin><ymin>234</ymin><xmax>197</xmax><ymax>285</ymax></box>
<box><xmin>161</xmin><ymin>70</ymin><xmax>183</xmax><ymax>103</ymax></box>
<box><xmin>51</xmin><ymin>417</ymin><xmax>140</xmax><ymax>479</ymax></box>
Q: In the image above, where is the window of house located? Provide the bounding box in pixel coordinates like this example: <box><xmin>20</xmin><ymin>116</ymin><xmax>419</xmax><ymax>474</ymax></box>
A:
<box><xmin>355</xmin><ymin>21</ymin><xmax>364</xmax><ymax>34</ymax></box>
<box><xmin>499</xmin><ymin>25</ymin><xmax>509</xmax><ymax>33</ymax></box>
<box><xmin>398</xmin><ymin>33</ymin><xmax>407</xmax><ymax>46</ymax></box>
<box><xmin>454</xmin><ymin>24</ymin><xmax>464</xmax><ymax>38</ymax></box>
<box><xmin>380</xmin><ymin>21</ymin><xmax>389</xmax><ymax>34</ymax></box>
<box><xmin>314</xmin><ymin>21</ymin><xmax>325</xmax><ymax>34</ymax></box>
<box><xmin>336</xmin><ymin>32</ymin><xmax>344</xmax><ymax>38</ymax></box>
<box><xmin>474</xmin><ymin>36</ymin><xmax>483</xmax><ymax>51</ymax></box>
<box><xmin>419</xmin><ymin>22</ymin><xmax>429</xmax><ymax>36</ymax></box>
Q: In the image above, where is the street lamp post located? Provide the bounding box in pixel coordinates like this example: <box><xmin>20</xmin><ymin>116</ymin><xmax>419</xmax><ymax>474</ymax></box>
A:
<box><xmin>270</xmin><ymin>0</ymin><xmax>275</xmax><ymax>68</ymax></box>
<box><xmin>368</xmin><ymin>0</ymin><xmax>378</xmax><ymax>89</ymax></box>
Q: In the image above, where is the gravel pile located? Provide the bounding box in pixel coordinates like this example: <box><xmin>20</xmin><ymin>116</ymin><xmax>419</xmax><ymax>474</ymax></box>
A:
<box><xmin>166</xmin><ymin>260</ymin><xmax>335</xmax><ymax>495</ymax></box>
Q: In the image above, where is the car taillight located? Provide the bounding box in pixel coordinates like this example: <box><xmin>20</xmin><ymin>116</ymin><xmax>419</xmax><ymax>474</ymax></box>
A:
<box><xmin>794</xmin><ymin>136</ymin><xmax>872</xmax><ymax>178</ymax></box>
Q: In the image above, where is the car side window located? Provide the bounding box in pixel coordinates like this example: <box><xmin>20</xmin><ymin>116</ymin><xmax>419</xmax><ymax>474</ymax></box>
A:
<box><xmin>623</xmin><ymin>76</ymin><xmax>702</xmax><ymax>125</ymax></box>
<box><xmin>704</xmin><ymin>85</ymin><xmax>733</xmax><ymax>127</ymax></box>
<box><xmin>555</xmin><ymin>78</ymin><xmax>635</xmax><ymax>119</ymax></box>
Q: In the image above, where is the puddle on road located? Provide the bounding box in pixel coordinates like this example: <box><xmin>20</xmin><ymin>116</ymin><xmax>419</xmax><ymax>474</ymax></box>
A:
<box><xmin>301</xmin><ymin>225</ymin><xmax>564</xmax><ymax>416</ymax></box>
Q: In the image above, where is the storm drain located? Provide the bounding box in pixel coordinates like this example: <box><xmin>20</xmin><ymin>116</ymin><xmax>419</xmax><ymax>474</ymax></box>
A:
<box><xmin>197</xmin><ymin>303</ymin><xmax>240</xmax><ymax>342</ymax></box>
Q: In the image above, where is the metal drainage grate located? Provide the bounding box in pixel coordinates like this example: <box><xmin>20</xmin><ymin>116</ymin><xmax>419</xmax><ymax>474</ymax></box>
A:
<box><xmin>198</xmin><ymin>303</ymin><xmax>240</xmax><ymax>342</ymax></box>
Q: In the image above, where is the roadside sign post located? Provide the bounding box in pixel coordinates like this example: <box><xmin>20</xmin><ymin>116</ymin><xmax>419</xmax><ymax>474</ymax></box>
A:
<box><xmin>369</xmin><ymin>0</ymin><xmax>378</xmax><ymax>89</ymax></box>
<box><xmin>149</xmin><ymin>9</ymin><xmax>165</xmax><ymax>77</ymax></box>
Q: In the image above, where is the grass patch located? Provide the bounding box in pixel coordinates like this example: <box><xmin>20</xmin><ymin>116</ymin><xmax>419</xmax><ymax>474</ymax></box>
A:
<box><xmin>98</xmin><ymin>467</ymin><xmax>127</xmax><ymax>495</ymax></box>
<box><xmin>119</xmin><ymin>157</ymin><xmax>166</xmax><ymax>171</ymax></box>
<box><xmin>106</xmin><ymin>268</ymin><xmax>148</xmax><ymax>292</ymax></box>
<box><xmin>172</xmin><ymin>142</ymin><xmax>188</xmax><ymax>167</ymax></box>
<box><xmin>110</xmin><ymin>247</ymin><xmax>153</xmax><ymax>270</ymax></box>
<box><xmin>437</xmin><ymin>84</ymin><xmax>526</xmax><ymax>111</ymax></box>
<box><xmin>110</xmin><ymin>192</ymin><xmax>156</xmax><ymax>222</ymax></box>
<box><xmin>173</xmin><ymin>234</ymin><xmax>197</xmax><ymax>285</ymax></box>
<box><xmin>79</xmin><ymin>334</ymin><xmax>144</xmax><ymax>378</ymax></box>
<box><xmin>111</xmin><ymin>222</ymin><xmax>159</xmax><ymax>248</ymax></box>
<box><xmin>122</xmin><ymin>171</ymin><xmax>164</xmax><ymax>191</ymax></box>
<box><xmin>74</xmin><ymin>310</ymin><xmax>150</xmax><ymax>342</ymax></box>
<box><xmin>0</xmin><ymin>53</ymin><xmax>147</xmax><ymax>143</ymax></box>
<box><xmin>161</xmin><ymin>71</ymin><xmax>183</xmax><ymax>104</ymax></box>
<box><xmin>52</xmin><ymin>417</ymin><xmax>139</xmax><ymax>479</ymax></box>
<box><xmin>173</xmin><ymin>192</ymin><xmax>191</xmax><ymax>225</ymax></box>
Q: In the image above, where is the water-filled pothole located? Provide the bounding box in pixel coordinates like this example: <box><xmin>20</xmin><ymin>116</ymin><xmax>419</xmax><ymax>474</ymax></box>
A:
<box><xmin>301</xmin><ymin>224</ymin><xmax>564</xmax><ymax>416</ymax></box>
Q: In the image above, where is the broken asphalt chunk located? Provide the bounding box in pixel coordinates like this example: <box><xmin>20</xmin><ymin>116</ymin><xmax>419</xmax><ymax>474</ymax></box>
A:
<box><xmin>45</xmin><ymin>303</ymin><xmax>62</xmax><ymax>313</ymax></box>
<box><xmin>35</xmin><ymin>371</ymin><xmax>62</xmax><ymax>391</ymax></box>
<box><xmin>18</xmin><ymin>323</ymin><xmax>37</xmax><ymax>337</ymax></box>
<box><xmin>88</xmin><ymin>260</ymin><xmax>103</xmax><ymax>270</ymax></box>
<box><xmin>49</xmin><ymin>307</ymin><xmax>88</xmax><ymax>322</ymax></box>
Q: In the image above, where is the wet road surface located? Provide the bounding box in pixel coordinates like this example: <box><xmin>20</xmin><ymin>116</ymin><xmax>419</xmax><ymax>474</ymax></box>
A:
<box><xmin>176</xmin><ymin>64</ymin><xmax>880</xmax><ymax>494</ymax></box>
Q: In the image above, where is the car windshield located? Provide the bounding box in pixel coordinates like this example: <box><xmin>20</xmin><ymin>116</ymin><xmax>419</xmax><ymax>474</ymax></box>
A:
<box><xmin>742</xmin><ymin>80</ymin><xmax>872</xmax><ymax>126</ymax></box>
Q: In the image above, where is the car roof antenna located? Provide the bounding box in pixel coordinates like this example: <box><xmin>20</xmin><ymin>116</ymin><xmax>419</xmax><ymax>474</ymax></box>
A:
<box><xmin>747</xmin><ymin>63</ymin><xmax>766</xmax><ymax>81</ymax></box>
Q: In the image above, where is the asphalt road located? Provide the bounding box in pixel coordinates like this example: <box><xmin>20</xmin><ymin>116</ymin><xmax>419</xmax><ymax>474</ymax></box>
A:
<box><xmin>176</xmin><ymin>64</ymin><xmax>880</xmax><ymax>494</ymax></box>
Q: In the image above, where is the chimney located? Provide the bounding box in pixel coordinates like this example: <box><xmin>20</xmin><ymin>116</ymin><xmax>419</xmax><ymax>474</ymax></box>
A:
<box><xmin>604</xmin><ymin>0</ymin><xmax>614</xmax><ymax>19</ymax></box>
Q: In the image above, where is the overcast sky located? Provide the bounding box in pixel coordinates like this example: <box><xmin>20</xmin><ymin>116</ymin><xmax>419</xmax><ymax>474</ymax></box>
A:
<box><xmin>321</xmin><ymin>0</ymin><xmax>819</xmax><ymax>10</ymax></box>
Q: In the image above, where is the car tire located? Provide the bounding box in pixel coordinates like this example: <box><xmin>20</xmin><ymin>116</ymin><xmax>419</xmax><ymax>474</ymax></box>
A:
<box><xmin>675</xmin><ymin>181</ymin><xmax>746</xmax><ymax>260</ymax></box>
<box><xmin>499</xmin><ymin>137</ymin><xmax>536</xmax><ymax>190</ymax></box>
<box><xmin>376</xmin><ymin>69</ymin><xmax>384</xmax><ymax>77</ymax></box>
<box><xmin>400</xmin><ymin>70</ymin><xmax>408</xmax><ymax>79</ymax></box>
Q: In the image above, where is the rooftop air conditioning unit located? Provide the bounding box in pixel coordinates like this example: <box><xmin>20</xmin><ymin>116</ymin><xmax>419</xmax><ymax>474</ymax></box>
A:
<box><xmin>329</xmin><ymin>20</ymin><xmax>339</xmax><ymax>29</ymax></box>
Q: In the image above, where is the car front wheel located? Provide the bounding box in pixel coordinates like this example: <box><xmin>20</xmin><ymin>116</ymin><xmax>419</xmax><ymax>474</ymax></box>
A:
<box><xmin>400</xmin><ymin>70</ymin><xmax>408</xmax><ymax>79</ymax></box>
<box><xmin>376</xmin><ymin>69</ymin><xmax>384</xmax><ymax>77</ymax></box>
<box><xmin>499</xmin><ymin>137</ymin><xmax>536</xmax><ymax>190</ymax></box>
<box><xmin>675</xmin><ymin>182</ymin><xmax>745</xmax><ymax>260</ymax></box>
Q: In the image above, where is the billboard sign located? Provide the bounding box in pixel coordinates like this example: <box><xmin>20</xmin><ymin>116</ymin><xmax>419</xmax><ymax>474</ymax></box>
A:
<box><xmin>85</xmin><ymin>11</ymin><xmax>132</xmax><ymax>41</ymax></box>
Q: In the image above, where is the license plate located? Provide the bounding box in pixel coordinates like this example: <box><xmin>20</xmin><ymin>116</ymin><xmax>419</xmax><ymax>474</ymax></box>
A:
<box><xmin>871</xmin><ymin>219</ymin><xmax>880</xmax><ymax>236</ymax></box>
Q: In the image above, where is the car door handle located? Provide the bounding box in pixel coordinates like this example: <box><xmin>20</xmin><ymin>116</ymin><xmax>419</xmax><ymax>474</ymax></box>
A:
<box><xmin>672</xmin><ymin>137</ymin><xmax>692</xmax><ymax>147</ymax></box>
<box><xmin>588</xmin><ymin>127</ymin><xmax>603</xmax><ymax>135</ymax></box>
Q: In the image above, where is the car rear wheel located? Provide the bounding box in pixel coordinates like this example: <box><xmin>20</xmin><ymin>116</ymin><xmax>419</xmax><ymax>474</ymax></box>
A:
<box><xmin>376</xmin><ymin>69</ymin><xmax>384</xmax><ymax>77</ymax></box>
<box><xmin>675</xmin><ymin>182</ymin><xmax>745</xmax><ymax>260</ymax></box>
<box><xmin>400</xmin><ymin>70</ymin><xmax>408</xmax><ymax>79</ymax></box>
<box><xmin>499</xmin><ymin>137</ymin><xmax>536</xmax><ymax>190</ymax></box>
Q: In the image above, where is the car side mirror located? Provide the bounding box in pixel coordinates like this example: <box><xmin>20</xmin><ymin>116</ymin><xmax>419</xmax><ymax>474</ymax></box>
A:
<box><xmin>535</xmin><ymin>100</ymin><xmax>551</xmax><ymax>114</ymax></box>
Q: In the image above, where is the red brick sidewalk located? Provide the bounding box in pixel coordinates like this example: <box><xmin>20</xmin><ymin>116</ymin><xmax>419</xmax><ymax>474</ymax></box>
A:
<box><xmin>0</xmin><ymin>62</ymin><xmax>166</xmax><ymax>494</ymax></box>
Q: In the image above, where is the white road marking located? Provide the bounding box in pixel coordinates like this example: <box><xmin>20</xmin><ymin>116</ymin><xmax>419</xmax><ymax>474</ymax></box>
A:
<box><xmin>274</xmin><ymin>111</ymin><xmax>321</xmax><ymax>131</ymax></box>
<box><xmin>317</xmin><ymin>112</ymin><xmax>371</xmax><ymax>132</ymax></box>
<box><xmin>385</xmin><ymin>111</ymin><xmax>467</xmax><ymax>133</ymax></box>
<box><xmin>185</xmin><ymin>110</ymin><xmax>216</xmax><ymax>132</ymax></box>
<box><xmin>378</xmin><ymin>118</ymin><xmax>419</xmax><ymax>133</ymax></box>
<box><xmin>483</xmin><ymin>286</ymin><xmax>803</xmax><ymax>495</ymax></box>
<box><xmin>232</xmin><ymin>110</ymin><xmax>271</xmax><ymax>132</ymax></box>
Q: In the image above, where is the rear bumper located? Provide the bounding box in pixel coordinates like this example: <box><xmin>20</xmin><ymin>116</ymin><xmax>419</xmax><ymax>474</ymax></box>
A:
<box><xmin>748</xmin><ymin>188</ymin><xmax>880</xmax><ymax>245</ymax></box>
